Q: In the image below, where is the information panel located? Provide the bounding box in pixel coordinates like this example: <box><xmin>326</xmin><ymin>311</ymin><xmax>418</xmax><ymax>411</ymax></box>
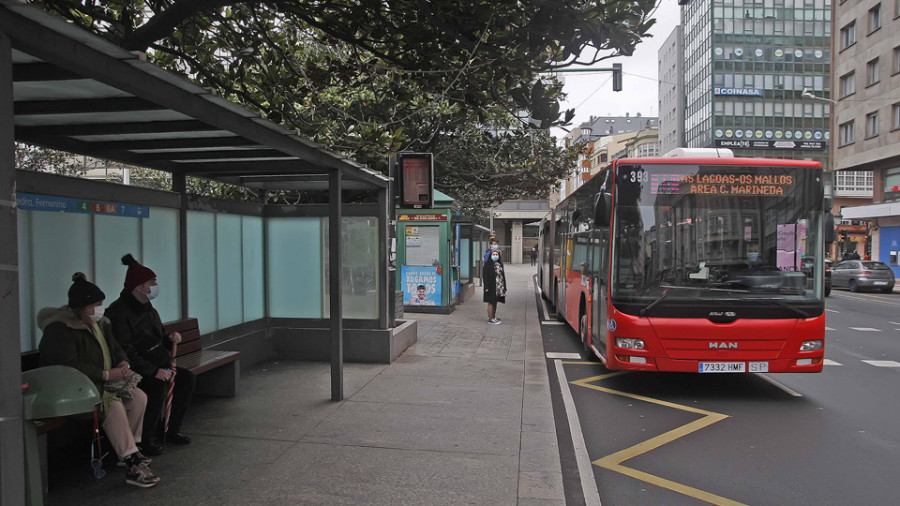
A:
<box><xmin>398</xmin><ymin>153</ymin><xmax>434</xmax><ymax>209</ymax></box>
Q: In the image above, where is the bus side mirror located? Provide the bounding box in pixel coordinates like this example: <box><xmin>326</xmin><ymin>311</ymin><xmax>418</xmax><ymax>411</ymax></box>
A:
<box><xmin>593</xmin><ymin>192</ymin><xmax>612</xmax><ymax>226</ymax></box>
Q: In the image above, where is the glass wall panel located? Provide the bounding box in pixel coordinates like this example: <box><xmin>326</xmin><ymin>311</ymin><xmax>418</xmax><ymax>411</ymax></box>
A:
<box><xmin>242</xmin><ymin>216</ymin><xmax>265</xmax><ymax>321</ymax></box>
<box><xmin>93</xmin><ymin>214</ymin><xmax>140</xmax><ymax>300</ymax></box>
<box><xmin>18</xmin><ymin>211</ymin><xmax>33</xmax><ymax>351</ymax></box>
<box><xmin>461</xmin><ymin>238</ymin><xmax>471</xmax><ymax>279</ymax></box>
<box><xmin>30</xmin><ymin>212</ymin><xmax>92</xmax><ymax>347</ymax></box>
<box><xmin>267</xmin><ymin>217</ymin><xmax>323</xmax><ymax>318</ymax></box>
<box><xmin>323</xmin><ymin>217</ymin><xmax>380</xmax><ymax>319</ymax></box>
<box><xmin>187</xmin><ymin>211</ymin><xmax>218</xmax><ymax>334</ymax></box>
<box><xmin>142</xmin><ymin>207</ymin><xmax>180</xmax><ymax>323</ymax></box>
<box><xmin>216</xmin><ymin>214</ymin><xmax>243</xmax><ymax>329</ymax></box>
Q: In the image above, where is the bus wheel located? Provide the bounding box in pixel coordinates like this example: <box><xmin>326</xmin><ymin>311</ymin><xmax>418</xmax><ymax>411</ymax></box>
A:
<box><xmin>580</xmin><ymin>314</ymin><xmax>598</xmax><ymax>361</ymax></box>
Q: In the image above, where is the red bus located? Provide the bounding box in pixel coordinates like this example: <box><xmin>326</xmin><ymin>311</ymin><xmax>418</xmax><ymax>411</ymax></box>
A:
<box><xmin>538</xmin><ymin>149</ymin><xmax>826</xmax><ymax>373</ymax></box>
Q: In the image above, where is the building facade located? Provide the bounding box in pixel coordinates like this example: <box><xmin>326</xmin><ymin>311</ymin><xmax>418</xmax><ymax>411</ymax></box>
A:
<box><xmin>659</xmin><ymin>25</ymin><xmax>685</xmax><ymax>154</ymax></box>
<box><xmin>833</xmin><ymin>0</ymin><xmax>900</xmax><ymax>274</ymax></box>
<box><xmin>680</xmin><ymin>0</ymin><xmax>832</xmax><ymax>168</ymax></box>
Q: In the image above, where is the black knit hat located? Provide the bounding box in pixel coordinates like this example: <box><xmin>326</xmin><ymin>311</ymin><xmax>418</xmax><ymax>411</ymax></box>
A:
<box><xmin>67</xmin><ymin>272</ymin><xmax>105</xmax><ymax>309</ymax></box>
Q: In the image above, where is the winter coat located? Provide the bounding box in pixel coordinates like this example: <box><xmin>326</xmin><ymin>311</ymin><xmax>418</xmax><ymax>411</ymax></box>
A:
<box><xmin>483</xmin><ymin>257</ymin><xmax>507</xmax><ymax>304</ymax></box>
<box><xmin>106</xmin><ymin>290</ymin><xmax>172</xmax><ymax>379</ymax></box>
<box><xmin>37</xmin><ymin>306</ymin><xmax>129</xmax><ymax>384</ymax></box>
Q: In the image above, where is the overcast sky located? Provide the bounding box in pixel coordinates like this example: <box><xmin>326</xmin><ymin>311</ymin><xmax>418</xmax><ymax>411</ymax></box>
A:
<box><xmin>549</xmin><ymin>0</ymin><xmax>681</xmax><ymax>139</ymax></box>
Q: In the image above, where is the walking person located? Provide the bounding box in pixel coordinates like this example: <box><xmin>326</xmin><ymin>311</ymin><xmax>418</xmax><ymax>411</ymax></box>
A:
<box><xmin>107</xmin><ymin>254</ymin><xmax>195</xmax><ymax>456</ymax></box>
<box><xmin>531</xmin><ymin>246</ymin><xmax>538</xmax><ymax>266</ymax></box>
<box><xmin>483</xmin><ymin>237</ymin><xmax>500</xmax><ymax>263</ymax></box>
<box><xmin>38</xmin><ymin>273</ymin><xmax>160</xmax><ymax>488</ymax></box>
<box><xmin>483</xmin><ymin>248</ymin><xmax>507</xmax><ymax>324</ymax></box>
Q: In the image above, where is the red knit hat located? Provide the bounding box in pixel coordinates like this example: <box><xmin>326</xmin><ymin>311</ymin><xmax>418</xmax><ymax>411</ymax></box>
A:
<box><xmin>121</xmin><ymin>254</ymin><xmax>157</xmax><ymax>291</ymax></box>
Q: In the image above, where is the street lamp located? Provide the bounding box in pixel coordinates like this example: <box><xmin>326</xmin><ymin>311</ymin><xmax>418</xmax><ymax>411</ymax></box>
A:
<box><xmin>801</xmin><ymin>88</ymin><xmax>836</xmax><ymax>104</ymax></box>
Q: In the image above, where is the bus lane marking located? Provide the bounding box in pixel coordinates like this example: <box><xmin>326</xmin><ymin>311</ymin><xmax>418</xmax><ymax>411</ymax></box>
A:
<box><xmin>569</xmin><ymin>372</ymin><xmax>748</xmax><ymax>506</ymax></box>
<box><xmin>554</xmin><ymin>360</ymin><xmax>603</xmax><ymax>506</ymax></box>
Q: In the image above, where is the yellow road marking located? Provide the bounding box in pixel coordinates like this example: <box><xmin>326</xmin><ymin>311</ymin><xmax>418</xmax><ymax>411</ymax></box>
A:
<box><xmin>571</xmin><ymin>372</ymin><xmax>748</xmax><ymax>506</ymax></box>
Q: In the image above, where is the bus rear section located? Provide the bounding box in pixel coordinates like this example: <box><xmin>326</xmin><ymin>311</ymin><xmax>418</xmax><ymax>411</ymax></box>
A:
<box><xmin>593</xmin><ymin>155</ymin><xmax>826</xmax><ymax>373</ymax></box>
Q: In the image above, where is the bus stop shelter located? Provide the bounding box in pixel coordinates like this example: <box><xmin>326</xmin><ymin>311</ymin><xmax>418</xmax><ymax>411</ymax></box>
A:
<box><xmin>0</xmin><ymin>3</ymin><xmax>404</xmax><ymax>503</ymax></box>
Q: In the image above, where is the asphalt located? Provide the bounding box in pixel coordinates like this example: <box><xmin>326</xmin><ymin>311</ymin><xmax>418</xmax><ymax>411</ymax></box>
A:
<box><xmin>41</xmin><ymin>263</ymin><xmax>566</xmax><ymax>505</ymax></box>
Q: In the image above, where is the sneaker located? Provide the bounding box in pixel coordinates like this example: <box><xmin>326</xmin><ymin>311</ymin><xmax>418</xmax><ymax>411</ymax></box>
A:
<box><xmin>117</xmin><ymin>451</ymin><xmax>152</xmax><ymax>468</ymax></box>
<box><xmin>489</xmin><ymin>318</ymin><xmax>501</xmax><ymax>324</ymax></box>
<box><xmin>125</xmin><ymin>462</ymin><xmax>160</xmax><ymax>488</ymax></box>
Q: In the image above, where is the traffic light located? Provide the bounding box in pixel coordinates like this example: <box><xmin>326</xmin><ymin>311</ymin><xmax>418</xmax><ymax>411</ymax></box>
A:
<box><xmin>612</xmin><ymin>63</ymin><xmax>622</xmax><ymax>92</ymax></box>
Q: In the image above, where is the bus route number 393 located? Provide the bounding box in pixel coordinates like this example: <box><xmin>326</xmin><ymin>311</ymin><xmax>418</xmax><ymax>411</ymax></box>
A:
<box><xmin>627</xmin><ymin>169</ymin><xmax>649</xmax><ymax>183</ymax></box>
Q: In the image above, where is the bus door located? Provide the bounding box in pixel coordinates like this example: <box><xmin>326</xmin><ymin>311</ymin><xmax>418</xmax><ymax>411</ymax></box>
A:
<box><xmin>590</xmin><ymin>230</ymin><xmax>610</xmax><ymax>358</ymax></box>
<box><xmin>567</xmin><ymin>234</ymin><xmax>590</xmax><ymax>327</ymax></box>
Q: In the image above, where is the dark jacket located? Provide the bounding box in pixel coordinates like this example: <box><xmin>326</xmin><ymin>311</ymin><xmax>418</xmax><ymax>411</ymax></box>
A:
<box><xmin>106</xmin><ymin>290</ymin><xmax>172</xmax><ymax>379</ymax></box>
<box><xmin>37</xmin><ymin>306</ymin><xmax>129</xmax><ymax>384</ymax></box>
<box><xmin>482</xmin><ymin>257</ymin><xmax>507</xmax><ymax>304</ymax></box>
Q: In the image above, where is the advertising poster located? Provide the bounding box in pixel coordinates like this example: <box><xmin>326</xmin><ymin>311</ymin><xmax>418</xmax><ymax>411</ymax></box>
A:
<box><xmin>402</xmin><ymin>266</ymin><xmax>442</xmax><ymax>306</ymax></box>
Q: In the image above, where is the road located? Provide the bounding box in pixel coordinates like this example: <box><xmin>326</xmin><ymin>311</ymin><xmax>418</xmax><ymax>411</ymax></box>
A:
<box><xmin>539</xmin><ymin>284</ymin><xmax>900</xmax><ymax>506</ymax></box>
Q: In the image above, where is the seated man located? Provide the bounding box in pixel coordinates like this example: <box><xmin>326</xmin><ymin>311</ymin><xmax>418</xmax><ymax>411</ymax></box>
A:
<box><xmin>106</xmin><ymin>254</ymin><xmax>195</xmax><ymax>456</ymax></box>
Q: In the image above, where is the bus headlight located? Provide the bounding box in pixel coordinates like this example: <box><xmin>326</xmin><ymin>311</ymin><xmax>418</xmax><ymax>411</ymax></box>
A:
<box><xmin>800</xmin><ymin>340</ymin><xmax>823</xmax><ymax>351</ymax></box>
<box><xmin>616</xmin><ymin>338</ymin><xmax>645</xmax><ymax>350</ymax></box>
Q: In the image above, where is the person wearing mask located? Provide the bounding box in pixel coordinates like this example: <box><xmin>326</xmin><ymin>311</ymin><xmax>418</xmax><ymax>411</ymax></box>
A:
<box><xmin>106</xmin><ymin>254</ymin><xmax>195</xmax><ymax>456</ymax></box>
<box><xmin>483</xmin><ymin>238</ymin><xmax>500</xmax><ymax>263</ymax></box>
<box><xmin>38</xmin><ymin>273</ymin><xmax>160</xmax><ymax>488</ymax></box>
<box><xmin>483</xmin><ymin>249</ymin><xmax>507</xmax><ymax>324</ymax></box>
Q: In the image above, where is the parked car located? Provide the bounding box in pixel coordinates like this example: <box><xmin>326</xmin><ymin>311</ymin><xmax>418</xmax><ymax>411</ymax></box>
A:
<box><xmin>825</xmin><ymin>259</ymin><xmax>832</xmax><ymax>297</ymax></box>
<box><xmin>830</xmin><ymin>260</ymin><xmax>895</xmax><ymax>293</ymax></box>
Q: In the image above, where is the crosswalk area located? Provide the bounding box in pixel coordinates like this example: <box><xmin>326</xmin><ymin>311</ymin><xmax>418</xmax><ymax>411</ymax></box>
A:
<box><xmin>824</xmin><ymin>324</ymin><xmax>900</xmax><ymax>367</ymax></box>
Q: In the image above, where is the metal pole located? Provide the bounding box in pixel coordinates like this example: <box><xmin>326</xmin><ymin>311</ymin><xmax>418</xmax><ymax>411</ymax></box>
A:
<box><xmin>0</xmin><ymin>30</ymin><xmax>26</xmax><ymax>506</ymax></box>
<box><xmin>329</xmin><ymin>168</ymin><xmax>343</xmax><ymax>401</ymax></box>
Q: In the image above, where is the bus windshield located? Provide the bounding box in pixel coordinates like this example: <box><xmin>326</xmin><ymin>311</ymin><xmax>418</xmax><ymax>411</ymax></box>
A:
<box><xmin>611</xmin><ymin>162</ymin><xmax>824</xmax><ymax>316</ymax></box>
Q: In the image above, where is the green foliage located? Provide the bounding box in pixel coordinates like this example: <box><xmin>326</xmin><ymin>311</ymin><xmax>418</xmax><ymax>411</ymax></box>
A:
<box><xmin>27</xmin><ymin>0</ymin><xmax>654</xmax><ymax>206</ymax></box>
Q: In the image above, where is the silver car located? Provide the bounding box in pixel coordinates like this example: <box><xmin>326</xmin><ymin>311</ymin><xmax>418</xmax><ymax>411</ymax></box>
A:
<box><xmin>831</xmin><ymin>260</ymin><xmax>896</xmax><ymax>293</ymax></box>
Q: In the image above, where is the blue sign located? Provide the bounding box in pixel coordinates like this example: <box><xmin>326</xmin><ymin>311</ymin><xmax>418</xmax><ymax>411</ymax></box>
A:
<box><xmin>402</xmin><ymin>266</ymin><xmax>442</xmax><ymax>306</ymax></box>
<box><xmin>713</xmin><ymin>87</ymin><xmax>763</xmax><ymax>97</ymax></box>
<box><xmin>16</xmin><ymin>193</ymin><xmax>149</xmax><ymax>218</ymax></box>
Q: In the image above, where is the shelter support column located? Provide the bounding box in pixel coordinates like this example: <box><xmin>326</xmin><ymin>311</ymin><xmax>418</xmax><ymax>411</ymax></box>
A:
<box><xmin>172</xmin><ymin>173</ymin><xmax>188</xmax><ymax>319</ymax></box>
<box><xmin>329</xmin><ymin>168</ymin><xmax>343</xmax><ymax>401</ymax></box>
<box><xmin>0</xmin><ymin>31</ymin><xmax>26</xmax><ymax>505</ymax></box>
<box><xmin>512</xmin><ymin>220</ymin><xmax>523</xmax><ymax>264</ymax></box>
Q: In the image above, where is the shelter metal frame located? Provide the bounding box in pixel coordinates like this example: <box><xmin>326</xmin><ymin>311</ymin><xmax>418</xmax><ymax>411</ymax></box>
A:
<box><xmin>0</xmin><ymin>3</ymin><xmax>390</xmax><ymax>502</ymax></box>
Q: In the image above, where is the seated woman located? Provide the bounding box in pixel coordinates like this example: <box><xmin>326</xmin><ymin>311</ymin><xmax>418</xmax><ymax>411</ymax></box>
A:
<box><xmin>37</xmin><ymin>273</ymin><xmax>161</xmax><ymax>488</ymax></box>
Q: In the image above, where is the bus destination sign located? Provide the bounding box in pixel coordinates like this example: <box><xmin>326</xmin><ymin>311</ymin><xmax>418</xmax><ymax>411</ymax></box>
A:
<box><xmin>680</xmin><ymin>173</ymin><xmax>793</xmax><ymax>196</ymax></box>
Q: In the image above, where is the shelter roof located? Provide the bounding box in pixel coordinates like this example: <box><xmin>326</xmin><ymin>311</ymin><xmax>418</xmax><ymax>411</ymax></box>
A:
<box><xmin>1</xmin><ymin>1</ymin><xmax>389</xmax><ymax>192</ymax></box>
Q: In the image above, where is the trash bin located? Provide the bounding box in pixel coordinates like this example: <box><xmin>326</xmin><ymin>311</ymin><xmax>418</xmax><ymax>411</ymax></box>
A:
<box><xmin>22</xmin><ymin>366</ymin><xmax>100</xmax><ymax>506</ymax></box>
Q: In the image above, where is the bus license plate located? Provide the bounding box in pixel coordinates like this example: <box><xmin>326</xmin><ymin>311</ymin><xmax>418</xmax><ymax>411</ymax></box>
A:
<box><xmin>874</xmin><ymin>281</ymin><xmax>888</xmax><ymax>285</ymax></box>
<box><xmin>699</xmin><ymin>362</ymin><xmax>746</xmax><ymax>373</ymax></box>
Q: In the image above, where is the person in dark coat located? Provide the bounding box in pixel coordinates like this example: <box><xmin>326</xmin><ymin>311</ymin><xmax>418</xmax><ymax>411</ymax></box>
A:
<box><xmin>106</xmin><ymin>254</ymin><xmax>195</xmax><ymax>455</ymax></box>
<box><xmin>483</xmin><ymin>249</ymin><xmax>507</xmax><ymax>324</ymax></box>
<box><xmin>38</xmin><ymin>273</ymin><xmax>160</xmax><ymax>488</ymax></box>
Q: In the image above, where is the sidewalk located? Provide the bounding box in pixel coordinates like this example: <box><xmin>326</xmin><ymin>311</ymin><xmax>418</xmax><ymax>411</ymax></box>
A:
<box><xmin>43</xmin><ymin>264</ymin><xmax>565</xmax><ymax>505</ymax></box>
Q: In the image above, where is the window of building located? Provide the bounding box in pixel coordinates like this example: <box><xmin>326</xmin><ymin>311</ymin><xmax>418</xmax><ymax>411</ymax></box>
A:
<box><xmin>840</xmin><ymin>71</ymin><xmax>856</xmax><ymax>98</ymax></box>
<box><xmin>866</xmin><ymin>112</ymin><xmax>879</xmax><ymax>138</ymax></box>
<box><xmin>839</xmin><ymin>120</ymin><xmax>855</xmax><ymax>145</ymax></box>
<box><xmin>869</xmin><ymin>3</ymin><xmax>882</xmax><ymax>33</ymax></box>
<box><xmin>893</xmin><ymin>103</ymin><xmax>900</xmax><ymax>130</ymax></box>
<box><xmin>868</xmin><ymin>58</ymin><xmax>880</xmax><ymax>86</ymax></box>
<box><xmin>894</xmin><ymin>46</ymin><xmax>900</xmax><ymax>75</ymax></box>
<box><xmin>840</xmin><ymin>21</ymin><xmax>856</xmax><ymax>49</ymax></box>
<box><xmin>835</xmin><ymin>171</ymin><xmax>874</xmax><ymax>193</ymax></box>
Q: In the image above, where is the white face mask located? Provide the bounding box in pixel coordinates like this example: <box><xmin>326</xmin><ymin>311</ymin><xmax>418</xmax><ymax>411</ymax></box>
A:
<box><xmin>89</xmin><ymin>305</ymin><xmax>105</xmax><ymax>323</ymax></box>
<box><xmin>491</xmin><ymin>254</ymin><xmax>500</xmax><ymax>262</ymax></box>
<box><xmin>147</xmin><ymin>284</ymin><xmax>159</xmax><ymax>300</ymax></box>
<box><xmin>491</xmin><ymin>244</ymin><xmax>500</xmax><ymax>250</ymax></box>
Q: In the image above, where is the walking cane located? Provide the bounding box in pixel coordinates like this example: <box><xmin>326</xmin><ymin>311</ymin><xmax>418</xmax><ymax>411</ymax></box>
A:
<box><xmin>162</xmin><ymin>342</ymin><xmax>177</xmax><ymax>445</ymax></box>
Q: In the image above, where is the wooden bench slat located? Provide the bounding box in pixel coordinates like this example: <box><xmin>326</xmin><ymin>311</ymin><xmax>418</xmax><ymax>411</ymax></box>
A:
<box><xmin>177</xmin><ymin>350</ymin><xmax>239</xmax><ymax>375</ymax></box>
<box><xmin>176</xmin><ymin>339</ymin><xmax>203</xmax><ymax>357</ymax></box>
<box><xmin>164</xmin><ymin>318</ymin><xmax>199</xmax><ymax>334</ymax></box>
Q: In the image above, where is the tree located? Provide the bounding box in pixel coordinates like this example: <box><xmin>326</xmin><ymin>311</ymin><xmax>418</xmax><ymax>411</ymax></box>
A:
<box><xmin>27</xmin><ymin>1</ymin><xmax>656</xmax><ymax>205</ymax></box>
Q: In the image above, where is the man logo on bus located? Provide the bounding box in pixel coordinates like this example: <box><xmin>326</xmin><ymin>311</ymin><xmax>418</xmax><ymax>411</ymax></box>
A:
<box><xmin>709</xmin><ymin>342</ymin><xmax>738</xmax><ymax>349</ymax></box>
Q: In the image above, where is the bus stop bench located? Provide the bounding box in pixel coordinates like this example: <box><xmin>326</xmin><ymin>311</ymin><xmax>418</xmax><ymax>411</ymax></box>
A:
<box><xmin>164</xmin><ymin>318</ymin><xmax>240</xmax><ymax>397</ymax></box>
